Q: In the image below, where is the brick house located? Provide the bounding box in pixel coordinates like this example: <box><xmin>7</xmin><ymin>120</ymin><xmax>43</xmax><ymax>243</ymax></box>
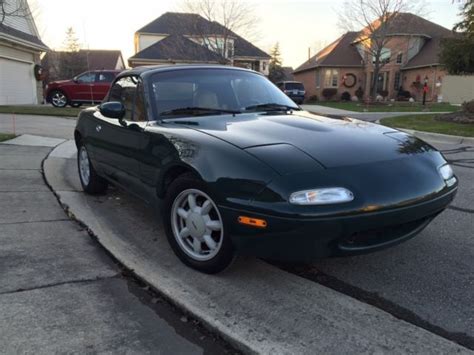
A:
<box><xmin>293</xmin><ymin>13</ymin><xmax>454</xmax><ymax>102</ymax></box>
<box><xmin>129</xmin><ymin>12</ymin><xmax>270</xmax><ymax>75</ymax></box>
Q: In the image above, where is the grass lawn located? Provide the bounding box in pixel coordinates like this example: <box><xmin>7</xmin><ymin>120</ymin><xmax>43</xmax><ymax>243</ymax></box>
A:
<box><xmin>0</xmin><ymin>133</ymin><xmax>16</xmax><ymax>142</ymax></box>
<box><xmin>381</xmin><ymin>114</ymin><xmax>474</xmax><ymax>137</ymax></box>
<box><xmin>311</xmin><ymin>101</ymin><xmax>460</xmax><ymax>113</ymax></box>
<box><xmin>0</xmin><ymin>105</ymin><xmax>82</xmax><ymax>117</ymax></box>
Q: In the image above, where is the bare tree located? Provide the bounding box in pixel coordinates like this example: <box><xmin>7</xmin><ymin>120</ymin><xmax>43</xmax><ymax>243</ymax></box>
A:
<box><xmin>181</xmin><ymin>0</ymin><xmax>258</xmax><ymax>63</ymax></box>
<box><xmin>338</xmin><ymin>0</ymin><xmax>425</xmax><ymax>100</ymax></box>
<box><xmin>0</xmin><ymin>0</ymin><xmax>29</xmax><ymax>25</ymax></box>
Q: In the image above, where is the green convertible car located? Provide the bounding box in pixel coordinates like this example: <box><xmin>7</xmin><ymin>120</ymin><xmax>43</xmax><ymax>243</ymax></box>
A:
<box><xmin>74</xmin><ymin>65</ymin><xmax>458</xmax><ymax>273</ymax></box>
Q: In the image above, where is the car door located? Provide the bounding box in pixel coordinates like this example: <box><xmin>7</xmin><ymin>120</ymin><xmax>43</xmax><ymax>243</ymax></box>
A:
<box><xmin>90</xmin><ymin>75</ymin><xmax>148</xmax><ymax>198</ymax></box>
<box><xmin>73</xmin><ymin>71</ymin><xmax>96</xmax><ymax>101</ymax></box>
<box><xmin>93</xmin><ymin>71</ymin><xmax>116</xmax><ymax>103</ymax></box>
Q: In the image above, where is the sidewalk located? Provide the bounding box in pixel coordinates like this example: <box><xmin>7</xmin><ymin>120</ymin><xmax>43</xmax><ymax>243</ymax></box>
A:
<box><xmin>0</xmin><ymin>136</ymin><xmax>229</xmax><ymax>354</ymax></box>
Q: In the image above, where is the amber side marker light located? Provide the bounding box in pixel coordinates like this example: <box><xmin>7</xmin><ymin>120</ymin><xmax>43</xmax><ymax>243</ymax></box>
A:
<box><xmin>238</xmin><ymin>216</ymin><xmax>267</xmax><ymax>228</ymax></box>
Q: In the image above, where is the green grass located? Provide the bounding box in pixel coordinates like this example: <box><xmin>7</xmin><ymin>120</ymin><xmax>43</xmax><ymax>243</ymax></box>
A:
<box><xmin>310</xmin><ymin>101</ymin><xmax>460</xmax><ymax>113</ymax></box>
<box><xmin>0</xmin><ymin>133</ymin><xmax>16</xmax><ymax>142</ymax></box>
<box><xmin>0</xmin><ymin>105</ymin><xmax>82</xmax><ymax>117</ymax></box>
<box><xmin>381</xmin><ymin>114</ymin><xmax>474</xmax><ymax>137</ymax></box>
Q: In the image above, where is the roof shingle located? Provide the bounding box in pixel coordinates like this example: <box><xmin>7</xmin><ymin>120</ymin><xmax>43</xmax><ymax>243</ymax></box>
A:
<box><xmin>0</xmin><ymin>23</ymin><xmax>48</xmax><ymax>50</ymax></box>
<box><xmin>129</xmin><ymin>34</ymin><xmax>226</xmax><ymax>63</ymax></box>
<box><xmin>136</xmin><ymin>12</ymin><xmax>270</xmax><ymax>59</ymax></box>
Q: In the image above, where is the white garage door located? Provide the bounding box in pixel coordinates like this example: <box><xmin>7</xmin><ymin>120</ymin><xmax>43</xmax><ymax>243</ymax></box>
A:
<box><xmin>0</xmin><ymin>58</ymin><xmax>36</xmax><ymax>105</ymax></box>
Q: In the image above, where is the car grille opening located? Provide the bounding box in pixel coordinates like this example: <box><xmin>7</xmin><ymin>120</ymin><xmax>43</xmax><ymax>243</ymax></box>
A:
<box><xmin>339</xmin><ymin>216</ymin><xmax>434</xmax><ymax>250</ymax></box>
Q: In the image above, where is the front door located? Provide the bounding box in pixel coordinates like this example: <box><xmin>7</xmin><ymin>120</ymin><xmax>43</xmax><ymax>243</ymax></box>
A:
<box><xmin>92</xmin><ymin>71</ymin><xmax>116</xmax><ymax>103</ymax></box>
<box><xmin>73</xmin><ymin>71</ymin><xmax>96</xmax><ymax>101</ymax></box>
<box><xmin>90</xmin><ymin>75</ymin><xmax>148</xmax><ymax>199</ymax></box>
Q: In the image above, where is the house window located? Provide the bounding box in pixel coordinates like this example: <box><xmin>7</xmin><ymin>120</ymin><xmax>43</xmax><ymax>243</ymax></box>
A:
<box><xmin>324</xmin><ymin>69</ymin><xmax>338</xmax><ymax>88</ymax></box>
<box><xmin>262</xmin><ymin>61</ymin><xmax>267</xmax><ymax>71</ymax></box>
<box><xmin>396</xmin><ymin>53</ymin><xmax>403</xmax><ymax>64</ymax></box>
<box><xmin>373</xmin><ymin>48</ymin><xmax>391</xmax><ymax>64</ymax></box>
<box><xmin>394</xmin><ymin>71</ymin><xmax>401</xmax><ymax>90</ymax></box>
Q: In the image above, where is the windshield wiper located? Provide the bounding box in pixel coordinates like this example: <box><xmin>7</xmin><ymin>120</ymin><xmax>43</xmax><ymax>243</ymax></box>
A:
<box><xmin>244</xmin><ymin>103</ymin><xmax>300</xmax><ymax>112</ymax></box>
<box><xmin>160</xmin><ymin>107</ymin><xmax>241</xmax><ymax>117</ymax></box>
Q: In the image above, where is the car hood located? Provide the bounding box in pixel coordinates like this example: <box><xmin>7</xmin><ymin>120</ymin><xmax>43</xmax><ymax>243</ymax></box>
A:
<box><xmin>187</xmin><ymin>111</ymin><xmax>436</xmax><ymax>169</ymax></box>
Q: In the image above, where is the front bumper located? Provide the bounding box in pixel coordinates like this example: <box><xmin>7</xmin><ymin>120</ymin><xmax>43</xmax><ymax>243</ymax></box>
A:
<box><xmin>220</xmin><ymin>187</ymin><xmax>457</xmax><ymax>261</ymax></box>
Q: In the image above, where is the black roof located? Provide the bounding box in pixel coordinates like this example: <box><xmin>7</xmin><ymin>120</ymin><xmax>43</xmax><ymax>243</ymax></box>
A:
<box><xmin>136</xmin><ymin>12</ymin><xmax>269</xmax><ymax>59</ymax></box>
<box><xmin>129</xmin><ymin>34</ymin><xmax>226</xmax><ymax>63</ymax></box>
<box><xmin>0</xmin><ymin>23</ymin><xmax>48</xmax><ymax>50</ymax></box>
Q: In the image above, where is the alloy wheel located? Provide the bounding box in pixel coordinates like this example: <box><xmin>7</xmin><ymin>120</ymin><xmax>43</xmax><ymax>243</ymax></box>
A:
<box><xmin>171</xmin><ymin>189</ymin><xmax>224</xmax><ymax>261</ymax></box>
<box><xmin>52</xmin><ymin>92</ymin><xmax>67</xmax><ymax>107</ymax></box>
<box><xmin>78</xmin><ymin>146</ymin><xmax>91</xmax><ymax>186</ymax></box>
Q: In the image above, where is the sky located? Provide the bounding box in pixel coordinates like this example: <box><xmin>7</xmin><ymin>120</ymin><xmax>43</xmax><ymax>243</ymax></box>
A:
<box><xmin>30</xmin><ymin>0</ymin><xmax>462</xmax><ymax>69</ymax></box>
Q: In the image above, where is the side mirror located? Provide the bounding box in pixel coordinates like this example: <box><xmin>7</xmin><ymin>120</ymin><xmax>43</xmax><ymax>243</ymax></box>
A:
<box><xmin>99</xmin><ymin>101</ymin><xmax>125</xmax><ymax>119</ymax></box>
<box><xmin>73</xmin><ymin>77</ymin><xmax>78</xmax><ymax>83</ymax></box>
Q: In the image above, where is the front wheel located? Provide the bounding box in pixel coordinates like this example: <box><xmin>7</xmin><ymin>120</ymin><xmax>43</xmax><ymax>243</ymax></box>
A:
<box><xmin>163</xmin><ymin>174</ymin><xmax>234</xmax><ymax>274</ymax></box>
<box><xmin>77</xmin><ymin>143</ymin><xmax>108</xmax><ymax>194</ymax></box>
<box><xmin>50</xmin><ymin>90</ymin><xmax>68</xmax><ymax>108</ymax></box>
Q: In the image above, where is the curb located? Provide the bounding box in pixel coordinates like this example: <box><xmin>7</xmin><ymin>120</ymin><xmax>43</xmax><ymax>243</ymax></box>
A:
<box><xmin>375</xmin><ymin>119</ymin><xmax>474</xmax><ymax>144</ymax></box>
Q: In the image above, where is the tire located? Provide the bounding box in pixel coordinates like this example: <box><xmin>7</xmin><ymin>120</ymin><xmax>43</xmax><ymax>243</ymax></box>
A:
<box><xmin>70</xmin><ymin>102</ymin><xmax>82</xmax><ymax>108</ymax></box>
<box><xmin>162</xmin><ymin>173</ymin><xmax>235</xmax><ymax>274</ymax></box>
<box><xmin>50</xmin><ymin>90</ymin><xmax>68</xmax><ymax>108</ymax></box>
<box><xmin>77</xmin><ymin>143</ymin><xmax>108</xmax><ymax>194</ymax></box>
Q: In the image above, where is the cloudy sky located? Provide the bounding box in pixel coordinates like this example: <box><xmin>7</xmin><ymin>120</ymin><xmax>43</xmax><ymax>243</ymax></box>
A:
<box><xmin>31</xmin><ymin>0</ymin><xmax>462</xmax><ymax>68</ymax></box>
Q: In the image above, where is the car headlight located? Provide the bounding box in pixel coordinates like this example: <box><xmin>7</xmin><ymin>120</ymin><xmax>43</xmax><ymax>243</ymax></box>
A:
<box><xmin>438</xmin><ymin>164</ymin><xmax>456</xmax><ymax>186</ymax></box>
<box><xmin>289</xmin><ymin>187</ymin><xmax>354</xmax><ymax>205</ymax></box>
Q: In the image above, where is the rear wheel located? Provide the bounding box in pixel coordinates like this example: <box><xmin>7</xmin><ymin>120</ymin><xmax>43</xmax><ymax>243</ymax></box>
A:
<box><xmin>50</xmin><ymin>90</ymin><xmax>68</xmax><ymax>108</ymax></box>
<box><xmin>77</xmin><ymin>143</ymin><xmax>108</xmax><ymax>194</ymax></box>
<box><xmin>163</xmin><ymin>174</ymin><xmax>234</xmax><ymax>274</ymax></box>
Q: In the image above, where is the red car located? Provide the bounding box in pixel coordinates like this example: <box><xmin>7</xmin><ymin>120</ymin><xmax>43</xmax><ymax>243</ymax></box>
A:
<box><xmin>46</xmin><ymin>70</ymin><xmax>121</xmax><ymax>108</ymax></box>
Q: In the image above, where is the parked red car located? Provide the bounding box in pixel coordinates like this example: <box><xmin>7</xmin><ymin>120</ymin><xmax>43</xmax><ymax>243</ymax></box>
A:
<box><xmin>46</xmin><ymin>70</ymin><xmax>121</xmax><ymax>108</ymax></box>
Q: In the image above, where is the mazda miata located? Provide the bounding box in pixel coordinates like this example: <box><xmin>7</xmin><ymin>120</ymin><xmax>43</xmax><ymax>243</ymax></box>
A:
<box><xmin>74</xmin><ymin>65</ymin><xmax>457</xmax><ymax>273</ymax></box>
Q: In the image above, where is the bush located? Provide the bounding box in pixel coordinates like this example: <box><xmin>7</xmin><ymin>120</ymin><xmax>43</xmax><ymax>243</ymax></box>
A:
<box><xmin>322</xmin><ymin>88</ymin><xmax>338</xmax><ymax>100</ymax></box>
<box><xmin>305</xmin><ymin>95</ymin><xmax>318</xmax><ymax>103</ymax></box>
<box><xmin>397</xmin><ymin>88</ymin><xmax>412</xmax><ymax>101</ymax></box>
<box><xmin>462</xmin><ymin>100</ymin><xmax>474</xmax><ymax>114</ymax></box>
<box><xmin>341</xmin><ymin>91</ymin><xmax>351</xmax><ymax>101</ymax></box>
<box><xmin>355</xmin><ymin>86</ymin><xmax>364</xmax><ymax>100</ymax></box>
<box><xmin>378</xmin><ymin>90</ymin><xmax>389</xmax><ymax>98</ymax></box>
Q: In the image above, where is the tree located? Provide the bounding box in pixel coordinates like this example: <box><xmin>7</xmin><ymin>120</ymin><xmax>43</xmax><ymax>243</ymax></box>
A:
<box><xmin>54</xmin><ymin>27</ymin><xmax>86</xmax><ymax>80</ymax></box>
<box><xmin>440</xmin><ymin>0</ymin><xmax>474</xmax><ymax>74</ymax></box>
<box><xmin>63</xmin><ymin>27</ymin><xmax>81</xmax><ymax>52</ymax></box>
<box><xmin>181</xmin><ymin>0</ymin><xmax>258</xmax><ymax>62</ymax></box>
<box><xmin>0</xmin><ymin>0</ymin><xmax>29</xmax><ymax>25</ymax></box>
<box><xmin>338</xmin><ymin>0</ymin><xmax>423</xmax><ymax>100</ymax></box>
<box><xmin>268</xmin><ymin>42</ymin><xmax>285</xmax><ymax>83</ymax></box>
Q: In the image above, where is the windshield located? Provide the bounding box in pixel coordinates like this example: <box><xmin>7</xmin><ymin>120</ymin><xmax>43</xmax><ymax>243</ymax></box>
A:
<box><xmin>285</xmin><ymin>82</ymin><xmax>304</xmax><ymax>90</ymax></box>
<box><xmin>149</xmin><ymin>68</ymin><xmax>299</xmax><ymax>118</ymax></box>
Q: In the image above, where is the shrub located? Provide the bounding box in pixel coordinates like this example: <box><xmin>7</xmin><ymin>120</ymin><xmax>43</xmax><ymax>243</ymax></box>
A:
<box><xmin>341</xmin><ymin>91</ymin><xmax>351</xmax><ymax>101</ymax></box>
<box><xmin>305</xmin><ymin>95</ymin><xmax>318</xmax><ymax>103</ymax></box>
<box><xmin>355</xmin><ymin>86</ymin><xmax>364</xmax><ymax>100</ymax></box>
<box><xmin>322</xmin><ymin>88</ymin><xmax>338</xmax><ymax>100</ymax></box>
<box><xmin>378</xmin><ymin>90</ymin><xmax>389</xmax><ymax>98</ymax></box>
<box><xmin>397</xmin><ymin>88</ymin><xmax>412</xmax><ymax>101</ymax></box>
<box><xmin>462</xmin><ymin>100</ymin><xmax>474</xmax><ymax>114</ymax></box>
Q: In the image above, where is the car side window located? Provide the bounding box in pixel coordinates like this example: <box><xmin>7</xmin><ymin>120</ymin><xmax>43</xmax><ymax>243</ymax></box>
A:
<box><xmin>97</xmin><ymin>72</ymin><xmax>116</xmax><ymax>83</ymax></box>
<box><xmin>76</xmin><ymin>72</ymin><xmax>95</xmax><ymax>84</ymax></box>
<box><xmin>108</xmin><ymin>76</ymin><xmax>146</xmax><ymax>122</ymax></box>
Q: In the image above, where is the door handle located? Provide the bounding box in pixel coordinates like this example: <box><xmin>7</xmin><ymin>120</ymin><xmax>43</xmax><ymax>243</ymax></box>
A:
<box><xmin>96</xmin><ymin>125</ymin><xmax>102</xmax><ymax>132</ymax></box>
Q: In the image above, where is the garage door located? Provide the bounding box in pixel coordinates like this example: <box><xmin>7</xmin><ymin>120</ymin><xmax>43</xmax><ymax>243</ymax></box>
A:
<box><xmin>0</xmin><ymin>58</ymin><xmax>36</xmax><ymax>105</ymax></box>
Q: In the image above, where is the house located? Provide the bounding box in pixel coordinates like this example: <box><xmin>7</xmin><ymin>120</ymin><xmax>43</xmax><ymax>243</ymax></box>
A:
<box><xmin>42</xmin><ymin>49</ymin><xmax>126</xmax><ymax>83</ymax></box>
<box><xmin>0</xmin><ymin>0</ymin><xmax>48</xmax><ymax>104</ymax></box>
<box><xmin>293</xmin><ymin>13</ymin><xmax>454</xmax><ymax>102</ymax></box>
<box><xmin>129</xmin><ymin>12</ymin><xmax>270</xmax><ymax>75</ymax></box>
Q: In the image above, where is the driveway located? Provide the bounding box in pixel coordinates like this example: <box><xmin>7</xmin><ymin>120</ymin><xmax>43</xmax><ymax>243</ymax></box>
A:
<box><xmin>0</xmin><ymin>134</ymin><xmax>235</xmax><ymax>353</ymax></box>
